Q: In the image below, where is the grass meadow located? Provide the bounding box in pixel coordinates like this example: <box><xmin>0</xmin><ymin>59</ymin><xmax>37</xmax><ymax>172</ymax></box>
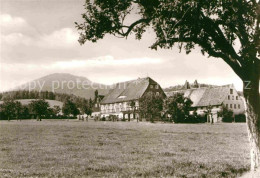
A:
<box><xmin>0</xmin><ymin>120</ymin><xmax>250</xmax><ymax>177</ymax></box>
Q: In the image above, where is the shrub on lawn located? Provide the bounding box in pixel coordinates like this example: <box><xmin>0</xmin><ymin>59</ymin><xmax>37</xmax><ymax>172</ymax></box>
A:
<box><xmin>218</xmin><ymin>105</ymin><xmax>234</xmax><ymax>123</ymax></box>
<box><xmin>235</xmin><ymin>114</ymin><xmax>246</xmax><ymax>122</ymax></box>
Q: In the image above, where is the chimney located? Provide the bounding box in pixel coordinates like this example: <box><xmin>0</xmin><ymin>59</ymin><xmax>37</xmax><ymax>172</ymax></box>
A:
<box><xmin>183</xmin><ymin>80</ymin><xmax>191</xmax><ymax>89</ymax></box>
<box><xmin>193</xmin><ymin>80</ymin><xmax>199</xmax><ymax>88</ymax></box>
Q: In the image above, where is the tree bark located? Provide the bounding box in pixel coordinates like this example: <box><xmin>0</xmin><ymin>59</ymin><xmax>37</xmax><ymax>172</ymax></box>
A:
<box><xmin>243</xmin><ymin>66</ymin><xmax>260</xmax><ymax>175</ymax></box>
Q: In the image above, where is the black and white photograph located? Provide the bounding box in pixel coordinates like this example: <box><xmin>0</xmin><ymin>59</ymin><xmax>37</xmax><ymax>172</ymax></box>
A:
<box><xmin>0</xmin><ymin>0</ymin><xmax>259</xmax><ymax>177</ymax></box>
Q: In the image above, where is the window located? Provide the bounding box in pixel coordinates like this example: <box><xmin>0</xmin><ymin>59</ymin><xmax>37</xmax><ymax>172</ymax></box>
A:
<box><xmin>234</xmin><ymin>104</ymin><xmax>236</xmax><ymax>109</ymax></box>
<box><xmin>150</xmin><ymin>85</ymin><xmax>153</xmax><ymax>89</ymax></box>
<box><xmin>230</xmin><ymin>104</ymin><xmax>232</xmax><ymax>108</ymax></box>
<box><xmin>228</xmin><ymin>95</ymin><xmax>230</xmax><ymax>100</ymax></box>
<box><xmin>238</xmin><ymin>104</ymin><xmax>240</xmax><ymax>109</ymax></box>
<box><xmin>232</xmin><ymin>96</ymin><xmax>234</xmax><ymax>100</ymax></box>
<box><xmin>230</xmin><ymin>89</ymin><xmax>233</xmax><ymax>94</ymax></box>
<box><xmin>155</xmin><ymin>85</ymin><xmax>159</xmax><ymax>89</ymax></box>
<box><xmin>236</xmin><ymin>96</ymin><xmax>238</xmax><ymax>100</ymax></box>
<box><xmin>156</xmin><ymin>92</ymin><xmax>159</xmax><ymax>96</ymax></box>
<box><xmin>226</xmin><ymin>104</ymin><xmax>228</xmax><ymax>109</ymax></box>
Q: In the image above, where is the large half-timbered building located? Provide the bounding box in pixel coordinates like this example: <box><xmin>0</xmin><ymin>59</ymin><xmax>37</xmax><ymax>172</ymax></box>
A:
<box><xmin>100</xmin><ymin>77</ymin><xmax>165</xmax><ymax>119</ymax></box>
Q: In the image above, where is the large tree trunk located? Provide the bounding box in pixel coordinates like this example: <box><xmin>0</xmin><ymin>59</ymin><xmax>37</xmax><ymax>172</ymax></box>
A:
<box><xmin>243</xmin><ymin>67</ymin><xmax>260</xmax><ymax>175</ymax></box>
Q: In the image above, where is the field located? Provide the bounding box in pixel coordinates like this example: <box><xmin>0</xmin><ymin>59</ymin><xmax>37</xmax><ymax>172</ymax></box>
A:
<box><xmin>0</xmin><ymin>120</ymin><xmax>250</xmax><ymax>178</ymax></box>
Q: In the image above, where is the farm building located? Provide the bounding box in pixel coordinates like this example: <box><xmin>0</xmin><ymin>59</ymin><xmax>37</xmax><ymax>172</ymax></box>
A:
<box><xmin>100</xmin><ymin>77</ymin><xmax>166</xmax><ymax>119</ymax></box>
<box><xmin>166</xmin><ymin>81</ymin><xmax>245</xmax><ymax>123</ymax></box>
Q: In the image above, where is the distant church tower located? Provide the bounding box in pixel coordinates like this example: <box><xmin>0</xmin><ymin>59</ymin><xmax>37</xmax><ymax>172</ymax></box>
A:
<box><xmin>183</xmin><ymin>80</ymin><xmax>191</xmax><ymax>89</ymax></box>
<box><xmin>193</xmin><ymin>80</ymin><xmax>199</xmax><ymax>88</ymax></box>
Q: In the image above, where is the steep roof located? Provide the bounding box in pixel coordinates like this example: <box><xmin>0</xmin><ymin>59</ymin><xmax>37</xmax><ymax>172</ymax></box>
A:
<box><xmin>184</xmin><ymin>85</ymin><xmax>231</xmax><ymax>107</ymax></box>
<box><xmin>101</xmin><ymin>77</ymin><xmax>156</xmax><ymax>104</ymax></box>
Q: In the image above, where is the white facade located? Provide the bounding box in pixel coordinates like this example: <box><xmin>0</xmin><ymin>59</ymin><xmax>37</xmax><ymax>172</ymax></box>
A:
<box><xmin>222</xmin><ymin>87</ymin><xmax>245</xmax><ymax>114</ymax></box>
<box><xmin>100</xmin><ymin>100</ymin><xmax>139</xmax><ymax>118</ymax></box>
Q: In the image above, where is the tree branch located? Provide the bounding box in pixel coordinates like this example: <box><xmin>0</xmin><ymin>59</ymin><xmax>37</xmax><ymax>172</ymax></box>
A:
<box><xmin>150</xmin><ymin>37</ymin><xmax>194</xmax><ymax>49</ymax></box>
<box><xmin>120</xmin><ymin>18</ymin><xmax>151</xmax><ymax>37</ymax></box>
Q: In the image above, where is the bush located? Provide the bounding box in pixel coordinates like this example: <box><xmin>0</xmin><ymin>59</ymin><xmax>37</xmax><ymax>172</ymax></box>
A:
<box><xmin>218</xmin><ymin>105</ymin><xmax>234</xmax><ymax>123</ymax></box>
<box><xmin>222</xmin><ymin>111</ymin><xmax>234</xmax><ymax>122</ymax></box>
<box><xmin>235</xmin><ymin>114</ymin><xmax>246</xmax><ymax>122</ymax></box>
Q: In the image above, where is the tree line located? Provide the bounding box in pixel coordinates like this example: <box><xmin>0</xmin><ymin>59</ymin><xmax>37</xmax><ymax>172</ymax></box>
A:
<box><xmin>0</xmin><ymin>90</ymin><xmax>94</xmax><ymax>104</ymax></box>
<box><xmin>0</xmin><ymin>90</ymin><xmax>97</xmax><ymax>120</ymax></box>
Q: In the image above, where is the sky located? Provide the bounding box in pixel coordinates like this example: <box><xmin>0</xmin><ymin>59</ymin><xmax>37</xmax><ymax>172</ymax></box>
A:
<box><xmin>0</xmin><ymin>0</ymin><xmax>243</xmax><ymax>92</ymax></box>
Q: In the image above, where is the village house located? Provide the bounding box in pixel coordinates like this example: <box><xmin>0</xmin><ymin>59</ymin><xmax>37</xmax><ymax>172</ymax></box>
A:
<box><xmin>100</xmin><ymin>77</ymin><xmax>166</xmax><ymax>120</ymax></box>
<box><xmin>166</xmin><ymin>80</ymin><xmax>245</xmax><ymax>123</ymax></box>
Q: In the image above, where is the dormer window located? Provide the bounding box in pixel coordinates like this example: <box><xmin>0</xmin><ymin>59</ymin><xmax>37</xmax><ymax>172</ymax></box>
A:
<box><xmin>155</xmin><ymin>85</ymin><xmax>159</xmax><ymax>89</ymax></box>
<box><xmin>150</xmin><ymin>85</ymin><xmax>153</xmax><ymax>89</ymax></box>
<box><xmin>230</xmin><ymin>89</ymin><xmax>233</xmax><ymax>94</ymax></box>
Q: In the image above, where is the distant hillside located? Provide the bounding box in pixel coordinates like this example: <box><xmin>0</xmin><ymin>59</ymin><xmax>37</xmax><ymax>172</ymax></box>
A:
<box><xmin>14</xmin><ymin>73</ymin><xmax>111</xmax><ymax>99</ymax></box>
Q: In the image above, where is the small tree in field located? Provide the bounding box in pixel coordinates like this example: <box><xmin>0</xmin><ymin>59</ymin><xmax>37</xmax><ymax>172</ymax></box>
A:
<box><xmin>76</xmin><ymin>0</ymin><xmax>260</xmax><ymax>173</ymax></box>
<box><xmin>139</xmin><ymin>92</ymin><xmax>163</xmax><ymax>122</ymax></box>
<box><xmin>1</xmin><ymin>99</ymin><xmax>17</xmax><ymax>121</ymax></box>
<box><xmin>164</xmin><ymin>93</ymin><xmax>193</xmax><ymax>123</ymax></box>
<box><xmin>62</xmin><ymin>99</ymin><xmax>80</xmax><ymax>118</ymax></box>
<box><xmin>218</xmin><ymin>105</ymin><xmax>234</xmax><ymax>123</ymax></box>
<box><xmin>14</xmin><ymin>101</ymin><xmax>23</xmax><ymax>121</ymax></box>
<box><xmin>29</xmin><ymin>99</ymin><xmax>50</xmax><ymax>121</ymax></box>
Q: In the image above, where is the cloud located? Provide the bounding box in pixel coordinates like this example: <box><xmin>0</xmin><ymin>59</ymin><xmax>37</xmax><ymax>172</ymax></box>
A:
<box><xmin>38</xmin><ymin>28</ymin><xmax>79</xmax><ymax>48</ymax></box>
<box><xmin>1</xmin><ymin>27</ymin><xmax>79</xmax><ymax>49</ymax></box>
<box><xmin>1</xmin><ymin>33</ymin><xmax>32</xmax><ymax>45</ymax></box>
<box><xmin>0</xmin><ymin>14</ymin><xmax>26</xmax><ymax>28</ymax></box>
<box><xmin>50</xmin><ymin>56</ymin><xmax>162</xmax><ymax>69</ymax></box>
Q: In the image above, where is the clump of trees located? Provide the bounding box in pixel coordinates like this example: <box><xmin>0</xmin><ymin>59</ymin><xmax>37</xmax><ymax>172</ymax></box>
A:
<box><xmin>0</xmin><ymin>99</ymin><xmax>18</xmax><ymax>121</ymax></box>
<box><xmin>218</xmin><ymin>105</ymin><xmax>234</xmax><ymax>123</ymax></box>
<box><xmin>139</xmin><ymin>92</ymin><xmax>164</xmax><ymax>123</ymax></box>
<box><xmin>0</xmin><ymin>99</ymin><xmax>60</xmax><ymax>121</ymax></box>
<box><xmin>218</xmin><ymin>105</ymin><xmax>246</xmax><ymax>123</ymax></box>
<box><xmin>29</xmin><ymin>99</ymin><xmax>50</xmax><ymax>121</ymax></box>
<box><xmin>0</xmin><ymin>90</ymin><xmax>95</xmax><ymax>120</ymax></box>
<box><xmin>62</xmin><ymin>99</ymin><xmax>80</xmax><ymax>117</ymax></box>
<box><xmin>0</xmin><ymin>99</ymin><xmax>77</xmax><ymax>121</ymax></box>
<box><xmin>163</xmin><ymin>93</ymin><xmax>194</xmax><ymax>123</ymax></box>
